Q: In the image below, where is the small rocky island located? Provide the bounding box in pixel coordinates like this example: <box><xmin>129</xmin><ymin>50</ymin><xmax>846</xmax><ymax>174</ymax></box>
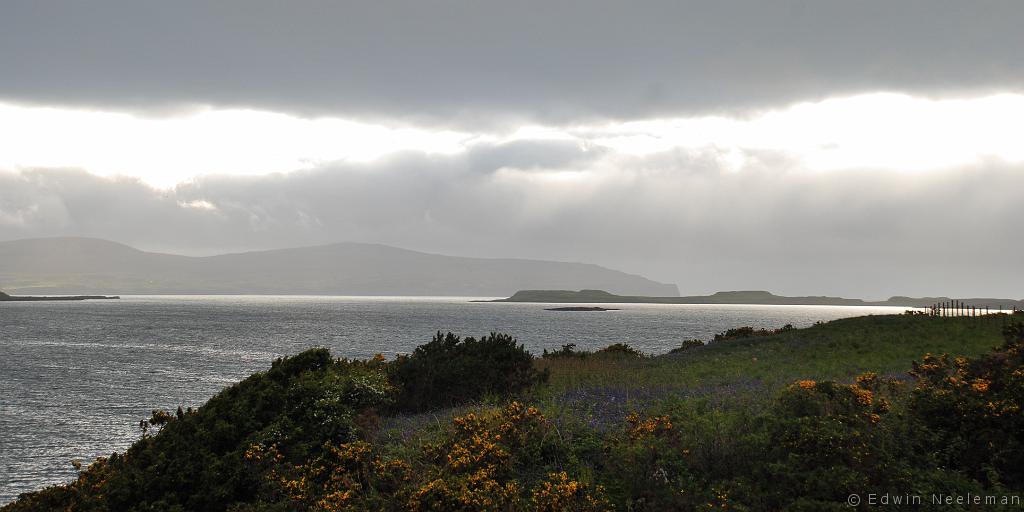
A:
<box><xmin>0</xmin><ymin>289</ymin><xmax>120</xmax><ymax>301</ymax></box>
<box><xmin>545</xmin><ymin>306</ymin><xmax>619</xmax><ymax>311</ymax></box>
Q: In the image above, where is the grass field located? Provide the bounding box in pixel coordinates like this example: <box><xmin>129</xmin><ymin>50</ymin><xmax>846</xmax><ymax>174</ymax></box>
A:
<box><xmin>530</xmin><ymin>313</ymin><xmax>1015</xmax><ymax>425</ymax></box>
<box><xmin>380</xmin><ymin>313</ymin><xmax>1016</xmax><ymax>441</ymax></box>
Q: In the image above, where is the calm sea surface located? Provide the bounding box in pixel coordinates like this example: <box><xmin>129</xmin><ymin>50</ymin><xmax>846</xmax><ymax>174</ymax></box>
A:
<box><xmin>0</xmin><ymin>295</ymin><xmax>910</xmax><ymax>502</ymax></box>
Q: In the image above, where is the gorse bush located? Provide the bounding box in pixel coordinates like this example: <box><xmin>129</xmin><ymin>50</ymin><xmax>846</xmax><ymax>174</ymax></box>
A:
<box><xmin>409</xmin><ymin>402</ymin><xmax>568</xmax><ymax>510</ymax></box>
<box><xmin>906</xmin><ymin>322</ymin><xmax>1024</xmax><ymax>488</ymax></box>
<box><xmin>243</xmin><ymin>440</ymin><xmax>415</xmax><ymax>511</ymax></box>
<box><xmin>741</xmin><ymin>376</ymin><xmax>912</xmax><ymax>509</ymax></box>
<box><xmin>389</xmin><ymin>332</ymin><xmax>546</xmax><ymax>412</ymax></box>
<box><xmin>242</xmin><ymin>402</ymin><xmax>607</xmax><ymax>511</ymax></box>
<box><xmin>5</xmin><ymin>349</ymin><xmax>393</xmax><ymax>512</ymax></box>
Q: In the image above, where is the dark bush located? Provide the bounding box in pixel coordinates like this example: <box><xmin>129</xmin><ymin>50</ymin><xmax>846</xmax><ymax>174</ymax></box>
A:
<box><xmin>542</xmin><ymin>343</ymin><xmax>587</xmax><ymax>359</ymax></box>
<box><xmin>668</xmin><ymin>339</ymin><xmax>705</xmax><ymax>354</ymax></box>
<box><xmin>542</xmin><ymin>342</ymin><xmax>647</xmax><ymax>359</ymax></box>
<box><xmin>389</xmin><ymin>332</ymin><xmax>546</xmax><ymax>412</ymax></box>
<box><xmin>713</xmin><ymin>324</ymin><xmax>793</xmax><ymax>342</ymax></box>
<box><xmin>594</xmin><ymin>343</ymin><xmax>645</xmax><ymax>358</ymax></box>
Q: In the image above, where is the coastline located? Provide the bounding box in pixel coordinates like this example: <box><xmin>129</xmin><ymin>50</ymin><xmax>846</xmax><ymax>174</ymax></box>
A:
<box><xmin>0</xmin><ymin>293</ymin><xmax>120</xmax><ymax>302</ymax></box>
<box><xmin>484</xmin><ymin>289</ymin><xmax>1024</xmax><ymax>310</ymax></box>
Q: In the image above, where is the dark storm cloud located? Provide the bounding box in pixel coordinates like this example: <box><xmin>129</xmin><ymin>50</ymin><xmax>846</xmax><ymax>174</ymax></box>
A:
<box><xmin>1</xmin><ymin>1</ymin><xmax>1022</xmax><ymax>125</ymax></box>
<box><xmin>3</xmin><ymin>152</ymin><xmax>1022</xmax><ymax>299</ymax></box>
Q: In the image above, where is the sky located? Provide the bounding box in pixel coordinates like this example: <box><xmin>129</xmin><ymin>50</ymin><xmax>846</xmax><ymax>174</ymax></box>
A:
<box><xmin>1</xmin><ymin>1</ymin><xmax>1022</xmax><ymax>298</ymax></box>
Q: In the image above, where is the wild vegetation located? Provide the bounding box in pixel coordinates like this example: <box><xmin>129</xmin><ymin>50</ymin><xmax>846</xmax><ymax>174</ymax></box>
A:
<box><xmin>389</xmin><ymin>332</ymin><xmax>547</xmax><ymax>412</ymax></box>
<box><xmin>5</xmin><ymin>313</ymin><xmax>1023</xmax><ymax>511</ymax></box>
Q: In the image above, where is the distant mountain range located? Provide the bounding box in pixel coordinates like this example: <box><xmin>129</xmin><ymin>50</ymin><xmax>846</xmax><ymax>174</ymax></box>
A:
<box><xmin>494</xmin><ymin>289</ymin><xmax>1024</xmax><ymax>309</ymax></box>
<box><xmin>0</xmin><ymin>237</ymin><xmax>680</xmax><ymax>297</ymax></box>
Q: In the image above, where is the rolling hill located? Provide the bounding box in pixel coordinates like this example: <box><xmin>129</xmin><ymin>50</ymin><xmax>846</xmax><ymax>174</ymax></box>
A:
<box><xmin>0</xmin><ymin>237</ymin><xmax>680</xmax><ymax>297</ymax></box>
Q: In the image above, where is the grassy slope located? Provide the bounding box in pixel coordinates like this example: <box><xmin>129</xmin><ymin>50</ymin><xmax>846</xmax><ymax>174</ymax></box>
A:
<box><xmin>376</xmin><ymin>313</ymin><xmax>1015</xmax><ymax>447</ymax></box>
<box><xmin>536</xmin><ymin>314</ymin><xmax>1012</xmax><ymax>394</ymax></box>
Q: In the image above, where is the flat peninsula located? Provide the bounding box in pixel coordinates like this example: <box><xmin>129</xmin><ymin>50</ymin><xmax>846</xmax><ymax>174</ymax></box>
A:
<box><xmin>489</xmin><ymin>289</ymin><xmax>1024</xmax><ymax>309</ymax></box>
<box><xmin>0</xmin><ymin>290</ymin><xmax>119</xmax><ymax>301</ymax></box>
<box><xmin>545</xmin><ymin>306</ymin><xmax>619</xmax><ymax>311</ymax></box>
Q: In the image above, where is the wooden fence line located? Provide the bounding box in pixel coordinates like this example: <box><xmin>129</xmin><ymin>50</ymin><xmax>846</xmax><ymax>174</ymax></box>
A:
<box><xmin>927</xmin><ymin>300</ymin><xmax>1021</xmax><ymax>317</ymax></box>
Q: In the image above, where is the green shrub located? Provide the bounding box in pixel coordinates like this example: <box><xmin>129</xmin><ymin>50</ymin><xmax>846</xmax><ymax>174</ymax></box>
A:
<box><xmin>244</xmin><ymin>402</ymin><xmax>601</xmax><ymax>511</ymax></box>
<box><xmin>743</xmin><ymin>377</ymin><xmax>911</xmax><ymax>508</ymax></box>
<box><xmin>542</xmin><ymin>342</ymin><xmax>647</xmax><ymax>359</ymax></box>
<box><xmin>594</xmin><ymin>343</ymin><xmax>645</xmax><ymax>358</ymax></box>
<box><xmin>389</xmin><ymin>332</ymin><xmax>547</xmax><ymax>412</ymax></box>
<box><xmin>4</xmin><ymin>349</ymin><xmax>393</xmax><ymax>512</ymax></box>
<box><xmin>906</xmin><ymin>322</ymin><xmax>1024</xmax><ymax>488</ymax></box>
<box><xmin>713</xmin><ymin>324</ymin><xmax>793</xmax><ymax>342</ymax></box>
<box><xmin>668</xmin><ymin>339</ymin><xmax>705</xmax><ymax>354</ymax></box>
<box><xmin>541</xmin><ymin>343</ymin><xmax>587</xmax><ymax>359</ymax></box>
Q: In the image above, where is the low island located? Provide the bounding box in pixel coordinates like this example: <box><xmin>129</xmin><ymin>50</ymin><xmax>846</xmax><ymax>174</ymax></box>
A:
<box><xmin>488</xmin><ymin>289</ymin><xmax>1024</xmax><ymax>309</ymax></box>
<box><xmin>0</xmin><ymin>290</ymin><xmax>120</xmax><ymax>301</ymax></box>
<box><xmin>545</xmin><ymin>306</ymin><xmax>619</xmax><ymax>311</ymax></box>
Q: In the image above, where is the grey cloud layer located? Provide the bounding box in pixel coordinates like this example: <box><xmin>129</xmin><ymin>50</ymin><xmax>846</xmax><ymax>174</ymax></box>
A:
<box><xmin>2</xmin><ymin>1</ymin><xmax>1022</xmax><ymax>124</ymax></box>
<box><xmin>2</xmin><ymin>145</ymin><xmax>1021</xmax><ymax>298</ymax></box>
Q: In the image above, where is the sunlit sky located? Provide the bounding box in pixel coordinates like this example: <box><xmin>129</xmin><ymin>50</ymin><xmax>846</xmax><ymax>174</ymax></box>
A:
<box><xmin>3</xmin><ymin>93</ymin><xmax>1023</xmax><ymax>188</ymax></box>
<box><xmin>2</xmin><ymin>1</ymin><xmax>1022</xmax><ymax>297</ymax></box>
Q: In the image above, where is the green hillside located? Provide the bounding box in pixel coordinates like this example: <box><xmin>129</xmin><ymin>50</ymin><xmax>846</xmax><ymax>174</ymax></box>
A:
<box><xmin>537</xmin><ymin>313</ymin><xmax>1011</xmax><ymax>393</ymax></box>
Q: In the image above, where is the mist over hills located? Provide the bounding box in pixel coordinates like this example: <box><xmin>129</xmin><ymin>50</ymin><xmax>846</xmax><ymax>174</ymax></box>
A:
<box><xmin>0</xmin><ymin>237</ymin><xmax>680</xmax><ymax>297</ymax></box>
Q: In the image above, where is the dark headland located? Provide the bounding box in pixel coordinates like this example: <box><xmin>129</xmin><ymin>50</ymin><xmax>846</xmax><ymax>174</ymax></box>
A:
<box><xmin>490</xmin><ymin>289</ymin><xmax>1024</xmax><ymax>309</ymax></box>
<box><xmin>0</xmin><ymin>290</ymin><xmax>119</xmax><ymax>301</ymax></box>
